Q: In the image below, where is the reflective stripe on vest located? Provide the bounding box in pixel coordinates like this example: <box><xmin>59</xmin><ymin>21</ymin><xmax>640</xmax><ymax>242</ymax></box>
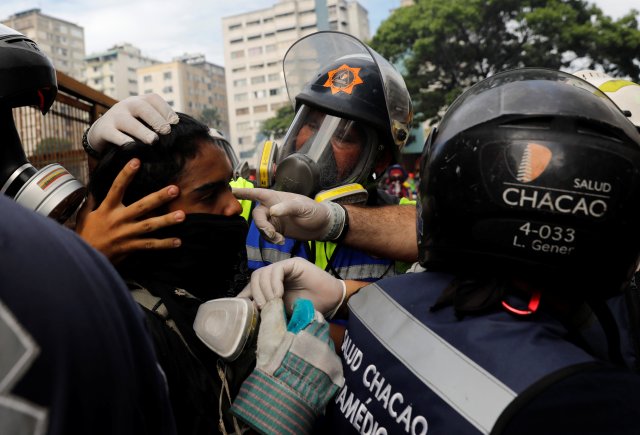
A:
<box><xmin>328</xmin><ymin>272</ymin><xmax>598</xmax><ymax>435</ymax></box>
<box><xmin>350</xmin><ymin>283</ymin><xmax>516</xmax><ymax>433</ymax></box>
<box><xmin>246</xmin><ymin>220</ymin><xmax>397</xmax><ymax>281</ymax></box>
<box><xmin>246</xmin><ymin>244</ymin><xmax>292</xmax><ymax>264</ymax></box>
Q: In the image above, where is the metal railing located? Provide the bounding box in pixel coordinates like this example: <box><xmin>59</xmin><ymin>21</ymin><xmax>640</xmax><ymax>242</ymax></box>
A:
<box><xmin>12</xmin><ymin>70</ymin><xmax>117</xmax><ymax>185</ymax></box>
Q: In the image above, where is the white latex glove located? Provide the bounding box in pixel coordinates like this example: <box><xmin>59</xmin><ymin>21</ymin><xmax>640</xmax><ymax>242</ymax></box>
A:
<box><xmin>87</xmin><ymin>93</ymin><xmax>179</xmax><ymax>154</ymax></box>
<box><xmin>238</xmin><ymin>257</ymin><xmax>346</xmax><ymax>318</ymax></box>
<box><xmin>232</xmin><ymin>187</ymin><xmax>346</xmax><ymax>245</ymax></box>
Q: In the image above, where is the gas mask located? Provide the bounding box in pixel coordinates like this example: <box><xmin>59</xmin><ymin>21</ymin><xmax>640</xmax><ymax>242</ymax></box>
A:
<box><xmin>257</xmin><ymin>105</ymin><xmax>375</xmax><ymax>204</ymax></box>
<box><xmin>257</xmin><ymin>31</ymin><xmax>413</xmax><ymax>204</ymax></box>
<box><xmin>194</xmin><ymin>297</ymin><xmax>259</xmax><ymax>361</ymax></box>
<box><xmin>0</xmin><ymin>24</ymin><xmax>85</xmax><ymax>223</ymax></box>
<box><xmin>0</xmin><ymin>113</ymin><xmax>85</xmax><ymax>223</ymax></box>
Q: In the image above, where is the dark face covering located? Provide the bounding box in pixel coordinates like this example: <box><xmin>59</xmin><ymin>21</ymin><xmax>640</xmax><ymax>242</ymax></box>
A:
<box><xmin>119</xmin><ymin>213</ymin><xmax>250</xmax><ymax>300</ymax></box>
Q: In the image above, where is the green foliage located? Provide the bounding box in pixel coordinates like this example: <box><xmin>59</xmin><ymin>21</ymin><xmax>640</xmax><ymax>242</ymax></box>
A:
<box><xmin>197</xmin><ymin>107</ymin><xmax>221</xmax><ymax>127</ymax></box>
<box><xmin>370</xmin><ymin>0</ymin><xmax>640</xmax><ymax>122</ymax></box>
<box><xmin>260</xmin><ymin>105</ymin><xmax>295</xmax><ymax>139</ymax></box>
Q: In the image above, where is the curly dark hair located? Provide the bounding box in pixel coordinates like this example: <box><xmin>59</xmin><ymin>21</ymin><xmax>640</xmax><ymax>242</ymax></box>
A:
<box><xmin>88</xmin><ymin>112</ymin><xmax>218</xmax><ymax>210</ymax></box>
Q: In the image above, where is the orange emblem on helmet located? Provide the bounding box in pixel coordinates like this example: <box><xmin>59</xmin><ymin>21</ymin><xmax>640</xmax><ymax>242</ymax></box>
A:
<box><xmin>323</xmin><ymin>64</ymin><xmax>364</xmax><ymax>95</ymax></box>
<box><xmin>517</xmin><ymin>143</ymin><xmax>552</xmax><ymax>183</ymax></box>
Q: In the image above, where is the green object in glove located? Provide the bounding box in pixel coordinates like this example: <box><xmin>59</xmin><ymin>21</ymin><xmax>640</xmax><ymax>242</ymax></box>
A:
<box><xmin>230</xmin><ymin>298</ymin><xmax>344</xmax><ymax>435</ymax></box>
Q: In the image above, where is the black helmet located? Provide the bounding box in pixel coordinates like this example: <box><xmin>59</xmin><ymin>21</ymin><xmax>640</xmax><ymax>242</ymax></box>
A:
<box><xmin>294</xmin><ymin>55</ymin><xmax>397</xmax><ymax>153</ymax></box>
<box><xmin>0</xmin><ymin>23</ymin><xmax>57</xmax><ymax>113</ymax></box>
<box><xmin>417</xmin><ymin>68</ymin><xmax>640</xmax><ymax>295</ymax></box>
<box><xmin>261</xmin><ymin>31</ymin><xmax>412</xmax><ymax>200</ymax></box>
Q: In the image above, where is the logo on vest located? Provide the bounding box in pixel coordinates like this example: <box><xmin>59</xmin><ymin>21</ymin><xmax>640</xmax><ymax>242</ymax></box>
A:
<box><xmin>324</xmin><ymin>64</ymin><xmax>364</xmax><ymax>95</ymax></box>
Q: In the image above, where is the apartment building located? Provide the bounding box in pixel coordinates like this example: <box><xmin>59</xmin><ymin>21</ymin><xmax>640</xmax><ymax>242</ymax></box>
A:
<box><xmin>137</xmin><ymin>54</ymin><xmax>229</xmax><ymax>135</ymax></box>
<box><xmin>84</xmin><ymin>43</ymin><xmax>158</xmax><ymax>101</ymax></box>
<box><xmin>2</xmin><ymin>8</ymin><xmax>85</xmax><ymax>80</ymax></box>
<box><xmin>222</xmin><ymin>0</ymin><xmax>369</xmax><ymax>161</ymax></box>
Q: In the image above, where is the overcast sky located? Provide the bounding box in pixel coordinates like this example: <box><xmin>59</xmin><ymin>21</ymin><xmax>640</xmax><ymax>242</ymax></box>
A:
<box><xmin>0</xmin><ymin>0</ymin><xmax>637</xmax><ymax>66</ymax></box>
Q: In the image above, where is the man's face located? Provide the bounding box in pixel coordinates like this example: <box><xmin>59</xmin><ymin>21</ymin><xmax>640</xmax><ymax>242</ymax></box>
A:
<box><xmin>294</xmin><ymin>109</ymin><xmax>364</xmax><ymax>180</ymax></box>
<box><xmin>167</xmin><ymin>140</ymin><xmax>242</xmax><ymax>216</ymax></box>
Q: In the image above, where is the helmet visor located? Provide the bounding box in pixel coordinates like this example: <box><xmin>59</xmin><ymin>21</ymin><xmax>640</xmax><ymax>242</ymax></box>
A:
<box><xmin>279</xmin><ymin>105</ymin><xmax>378</xmax><ymax>189</ymax></box>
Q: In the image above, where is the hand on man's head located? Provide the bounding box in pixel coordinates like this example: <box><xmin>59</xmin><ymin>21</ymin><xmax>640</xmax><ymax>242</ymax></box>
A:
<box><xmin>87</xmin><ymin>93</ymin><xmax>179</xmax><ymax>155</ymax></box>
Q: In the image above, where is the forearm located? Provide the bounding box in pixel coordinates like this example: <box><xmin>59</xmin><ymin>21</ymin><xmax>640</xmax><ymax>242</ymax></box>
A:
<box><xmin>342</xmin><ymin>204</ymin><xmax>418</xmax><ymax>262</ymax></box>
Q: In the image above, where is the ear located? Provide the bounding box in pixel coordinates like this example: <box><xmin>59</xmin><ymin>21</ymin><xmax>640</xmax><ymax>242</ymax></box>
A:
<box><xmin>374</xmin><ymin>147</ymin><xmax>394</xmax><ymax>176</ymax></box>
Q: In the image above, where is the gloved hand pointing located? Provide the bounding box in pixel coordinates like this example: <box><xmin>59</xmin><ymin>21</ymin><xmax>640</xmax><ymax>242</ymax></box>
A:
<box><xmin>232</xmin><ymin>188</ymin><xmax>346</xmax><ymax>245</ymax></box>
<box><xmin>238</xmin><ymin>257</ymin><xmax>346</xmax><ymax>318</ymax></box>
<box><xmin>86</xmin><ymin>93</ymin><xmax>178</xmax><ymax>156</ymax></box>
<box><xmin>230</xmin><ymin>298</ymin><xmax>344</xmax><ymax>435</ymax></box>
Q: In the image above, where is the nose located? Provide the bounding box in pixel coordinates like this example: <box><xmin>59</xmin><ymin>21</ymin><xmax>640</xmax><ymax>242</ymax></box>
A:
<box><xmin>222</xmin><ymin>190</ymin><xmax>243</xmax><ymax>216</ymax></box>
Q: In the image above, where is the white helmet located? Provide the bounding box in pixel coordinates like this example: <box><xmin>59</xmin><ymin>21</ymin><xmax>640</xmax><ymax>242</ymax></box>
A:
<box><xmin>574</xmin><ymin>69</ymin><xmax>640</xmax><ymax>129</ymax></box>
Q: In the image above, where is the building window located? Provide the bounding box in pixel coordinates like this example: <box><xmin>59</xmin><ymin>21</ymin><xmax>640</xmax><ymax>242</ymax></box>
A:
<box><xmin>236</xmin><ymin>107</ymin><xmax>249</xmax><ymax>116</ymax></box>
<box><xmin>163</xmin><ymin>72</ymin><xmax>172</xmax><ymax>80</ymax></box>
<box><xmin>263</xmin><ymin>18</ymin><xmax>274</xmax><ymax>23</ymax></box>
<box><xmin>246</xmin><ymin>19</ymin><xmax>260</xmax><ymax>26</ymax></box>
<box><xmin>250</xmin><ymin>63</ymin><xmax>264</xmax><ymax>70</ymax></box>
<box><xmin>268</xmin><ymin>72</ymin><xmax>280</xmax><ymax>82</ymax></box>
<box><xmin>254</xmin><ymin>105</ymin><xmax>268</xmax><ymax>113</ymax></box>
<box><xmin>277</xmin><ymin>27</ymin><xmax>296</xmax><ymax>33</ymax></box>
<box><xmin>248</xmin><ymin>47</ymin><xmax>263</xmax><ymax>56</ymax></box>
<box><xmin>229</xmin><ymin>23</ymin><xmax>242</xmax><ymax>30</ymax></box>
<box><xmin>231</xmin><ymin>38</ymin><xmax>243</xmax><ymax>44</ymax></box>
<box><xmin>231</xmin><ymin>50</ymin><xmax>245</xmax><ymax>59</ymax></box>
<box><xmin>143</xmin><ymin>75</ymin><xmax>152</xmax><ymax>82</ymax></box>
<box><xmin>232</xmin><ymin>66</ymin><xmax>246</xmax><ymax>73</ymax></box>
<box><xmin>163</xmin><ymin>86</ymin><xmax>173</xmax><ymax>93</ymax></box>
<box><xmin>253</xmin><ymin>90</ymin><xmax>266</xmax><ymax>99</ymax></box>
<box><xmin>144</xmin><ymin>89</ymin><xmax>153</xmax><ymax>94</ymax></box>
<box><xmin>251</xmin><ymin>76</ymin><xmax>265</xmax><ymax>85</ymax></box>
<box><xmin>247</xmin><ymin>34</ymin><xmax>261</xmax><ymax>41</ymax></box>
<box><xmin>234</xmin><ymin>93</ymin><xmax>248</xmax><ymax>102</ymax></box>
<box><xmin>233</xmin><ymin>78</ymin><xmax>247</xmax><ymax>87</ymax></box>
<box><xmin>269</xmin><ymin>88</ymin><xmax>281</xmax><ymax>96</ymax></box>
<box><xmin>265</xmin><ymin>44</ymin><xmax>277</xmax><ymax>53</ymax></box>
<box><xmin>266</xmin><ymin>61</ymin><xmax>279</xmax><ymax>68</ymax></box>
<box><xmin>167</xmin><ymin>101</ymin><xmax>174</xmax><ymax>107</ymax></box>
<box><xmin>237</xmin><ymin>121</ymin><xmax>250</xmax><ymax>131</ymax></box>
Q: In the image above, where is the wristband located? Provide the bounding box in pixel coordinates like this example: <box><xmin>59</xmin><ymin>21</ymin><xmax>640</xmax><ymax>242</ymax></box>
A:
<box><xmin>333</xmin><ymin>204</ymin><xmax>350</xmax><ymax>243</ymax></box>
<box><xmin>82</xmin><ymin>127</ymin><xmax>102</xmax><ymax>159</ymax></box>
<box><xmin>325</xmin><ymin>280</ymin><xmax>347</xmax><ymax>320</ymax></box>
